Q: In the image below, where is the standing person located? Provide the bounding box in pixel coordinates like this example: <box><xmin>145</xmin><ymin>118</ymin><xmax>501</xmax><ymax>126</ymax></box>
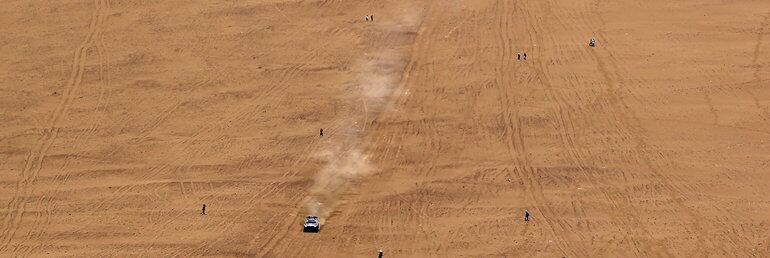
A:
<box><xmin>517</xmin><ymin>53</ymin><xmax>521</xmax><ymax>60</ymax></box>
<box><xmin>378</xmin><ymin>250</ymin><xmax>384</xmax><ymax>258</ymax></box>
<box><xmin>523</xmin><ymin>53</ymin><xmax>527</xmax><ymax>60</ymax></box>
<box><xmin>371</xmin><ymin>14</ymin><xmax>374</xmax><ymax>22</ymax></box>
<box><xmin>201</xmin><ymin>204</ymin><xmax>207</xmax><ymax>215</ymax></box>
<box><xmin>524</xmin><ymin>210</ymin><xmax>530</xmax><ymax>221</ymax></box>
<box><xmin>320</xmin><ymin>128</ymin><xmax>324</xmax><ymax>137</ymax></box>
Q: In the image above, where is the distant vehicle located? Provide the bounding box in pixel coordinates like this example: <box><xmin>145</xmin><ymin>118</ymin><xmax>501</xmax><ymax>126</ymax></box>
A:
<box><xmin>303</xmin><ymin>215</ymin><xmax>320</xmax><ymax>233</ymax></box>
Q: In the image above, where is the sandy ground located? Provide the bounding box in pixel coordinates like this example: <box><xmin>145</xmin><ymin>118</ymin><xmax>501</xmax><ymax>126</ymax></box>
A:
<box><xmin>1</xmin><ymin>0</ymin><xmax>770</xmax><ymax>257</ymax></box>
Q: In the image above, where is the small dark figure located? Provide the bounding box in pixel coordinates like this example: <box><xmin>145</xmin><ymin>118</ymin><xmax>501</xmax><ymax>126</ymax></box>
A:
<box><xmin>378</xmin><ymin>250</ymin><xmax>384</xmax><ymax>258</ymax></box>
<box><xmin>524</xmin><ymin>210</ymin><xmax>530</xmax><ymax>221</ymax></box>
<box><xmin>523</xmin><ymin>53</ymin><xmax>527</xmax><ymax>60</ymax></box>
<box><xmin>201</xmin><ymin>204</ymin><xmax>207</xmax><ymax>215</ymax></box>
<box><xmin>320</xmin><ymin>128</ymin><xmax>324</xmax><ymax>137</ymax></box>
<box><xmin>517</xmin><ymin>53</ymin><xmax>521</xmax><ymax>60</ymax></box>
<box><xmin>370</xmin><ymin>15</ymin><xmax>374</xmax><ymax>22</ymax></box>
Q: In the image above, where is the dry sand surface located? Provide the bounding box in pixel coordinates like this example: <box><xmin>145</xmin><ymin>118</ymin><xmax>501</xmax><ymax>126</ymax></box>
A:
<box><xmin>2</xmin><ymin>0</ymin><xmax>770</xmax><ymax>257</ymax></box>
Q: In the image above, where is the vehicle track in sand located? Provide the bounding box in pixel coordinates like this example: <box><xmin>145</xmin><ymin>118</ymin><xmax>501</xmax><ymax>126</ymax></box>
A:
<box><xmin>20</xmin><ymin>1</ymin><xmax>114</xmax><ymax>255</ymax></box>
<box><xmin>0</xmin><ymin>0</ymin><xmax>108</xmax><ymax>254</ymax></box>
<box><xmin>170</xmin><ymin>3</ymin><xmax>414</xmax><ymax>255</ymax></box>
<box><xmin>99</xmin><ymin>19</ymin><xmax>332</xmax><ymax>214</ymax></box>
<box><xmin>165</xmin><ymin>67</ymin><xmax>334</xmax><ymax>256</ymax></box>
<box><xmin>302</xmin><ymin>2</ymin><xmax>445</xmax><ymax>256</ymax></box>
<box><xmin>374</xmin><ymin>7</ymin><xmax>441</xmax><ymax>255</ymax></box>
<box><xmin>94</xmin><ymin>29</ymin><xmax>337</xmax><ymax>255</ymax></box>
<box><xmin>249</xmin><ymin>3</ymin><xmax>433</xmax><ymax>256</ymax></box>
<box><xmin>4</xmin><ymin>0</ymin><xmax>770</xmax><ymax>256</ymax></box>
<box><xmin>516</xmin><ymin>0</ymin><xmax>654</xmax><ymax>255</ymax></box>
<box><xmin>493</xmin><ymin>0</ymin><xmax>579</xmax><ymax>256</ymax></box>
<box><xmin>749</xmin><ymin>13</ymin><xmax>770</xmax><ymax>117</ymax></box>
<box><xmin>207</xmin><ymin>117</ymin><xmax>355</xmax><ymax>257</ymax></box>
<box><xmin>584</xmin><ymin>0</ymin><xmax>762</xmax><ymax>255</ymax></box>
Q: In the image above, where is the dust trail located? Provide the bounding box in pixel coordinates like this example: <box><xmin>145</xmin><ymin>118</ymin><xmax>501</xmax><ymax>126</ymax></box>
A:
<box><xmin>306</xmin><ymin>51</ymin><xmax>404</xmax><ymax>220</ymax></box>
<box><xmin>306</xmin><ymin>146</ymin><xmax>371</xmax><ymax>219</ymax></box>
<box><xmin>304</xmin><ymin>6</ymin><xmax>424</xmax><ymax>223</ymax></box>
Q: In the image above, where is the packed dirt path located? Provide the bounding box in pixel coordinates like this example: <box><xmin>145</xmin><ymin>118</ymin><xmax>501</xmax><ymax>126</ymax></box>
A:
<box><xmin>1</xmin><ymin>0</ymin><xmax>769</xmax><ymax>257</ymax></box>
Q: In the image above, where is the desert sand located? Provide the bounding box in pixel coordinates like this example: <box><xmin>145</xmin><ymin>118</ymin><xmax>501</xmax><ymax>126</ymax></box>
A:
<box><xmin>1</xmin><ymin>0</ymin><xmax>769</xmax><ymax>257</ymax></box>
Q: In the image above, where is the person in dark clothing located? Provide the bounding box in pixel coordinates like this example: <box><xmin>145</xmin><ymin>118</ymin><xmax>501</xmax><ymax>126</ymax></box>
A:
<box><xmin>517</xmin><ymin>53</ymin><xmax>521</xmax><ymax>60</ymax></box>
<box><xmin>378</xmin><ymin>250</ymin><xmax>384</xmax><ymax>258</ymax></box>
<box><xmin>201</xmin><ymin>204</ymin><xmax>207</xmax><ymax>215</ymax></box>
<box><xmin>523</xmin><ymin>53</ymin><xmax>527</xmax><ymax>60</ymax></box>
<box><xmin>320</xmin><ymin>128</ymin><xmax>324</xmax><ymax>137</ymax></box>
<box><xmin>524</xmin><ymin>210</ymin><xmax>530</xmax><ymax>221</ymax></box>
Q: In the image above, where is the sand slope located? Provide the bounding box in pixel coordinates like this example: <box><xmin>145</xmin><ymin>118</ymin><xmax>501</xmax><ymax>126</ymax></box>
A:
<box><xmin>1</xmin><ymin>0</ymin><xmax>769</xmax><ymax>257</ymax></box>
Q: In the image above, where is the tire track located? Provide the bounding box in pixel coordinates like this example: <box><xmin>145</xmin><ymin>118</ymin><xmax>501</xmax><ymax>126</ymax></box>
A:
<box><xmin>17</xmin><ymin>1</ymin><xmax>113</xmax><ymax>255</ymax></box>
<box><xmin>748</xmin><ymin>13</ymin><xmax>770</xmax><ymax>117</ymax></box>
<box><xmin>106</xmin><ymin>39</ymin><xmax>324</xmax><ymax>206</ymax></box>
<box><xmin>316</xmin><ymin>0</ymin><xmax>338</xmax><ymax>8</ymax></box>
<box><xmin>178</xmin><ymin>70</ymin><xmax>358</xmax><ymax>255</ymax></box>
<box><xmin>133</xmin><ymin>81</ymin><xmax>208</xmax><ymax>141</ymax></box>
<box><xmin>586</xmin><ymin>0</ymin><xmax>739</xmax><ymax>254</ymax></box>
<box><xmin>321</xmin><ymin>1</ymin><xmax>438</xmax><ymax>255</ymax></box>
<box><xmin>93</xmin><ymin>40</ymin><xmax>324</xmax><ymax>218</ymax></box>
<box><xmin>0</xmin><ymin>0</ymin><xmax>107</xmax><ymax>253</ymax></box>
<box><xmin>533</xmin><ymin>0</ymin><xmax>736</xmax><ymax>255</ymax></box>
<box><xmin>257</xmin><ymin>22</ymin><xmax>428</xmax><ymax>256</ymax></box>
<box><xmin>493</xmin><ymin>0</ymin><xmax>581</xmax><ymax>256</ymax></box>
<box><xmin>78</xmin><ymin>30</ymin><xmax>326</xmax><ymax>256</ymax></box>
<box><xmin>249</xmin><ymin>130</ymin><xmax>360</xmax><ymax>257</ymax></box>
<box><xmin>199</xmin><ymin>118</ymin><xmax>352</xmax><ymax>256</ymax></box>
<box><xmin>390</xmin><ymin>6</ymin><xmax>442</xmax><ymax>251</ymax></box>
<box><xmin>519</xmin><ymin>0</ymin><xmax>656</xmax><ymax>255</ymax></box>
<box><xmin>252</xmin><ymin>1</ymin><xmax>434</xmax><ymax>255</ymax></box>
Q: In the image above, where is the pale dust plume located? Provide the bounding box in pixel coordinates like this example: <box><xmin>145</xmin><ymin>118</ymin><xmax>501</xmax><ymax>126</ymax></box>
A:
<box><xmin>305</xmin><ymin>5</ymin><xmax>424</xmax><ymax>224</ymax></box>
<box><xmin>306</xmin><ymin>147</ymin><xmax>371</xmax><ymax>220</ymax></box>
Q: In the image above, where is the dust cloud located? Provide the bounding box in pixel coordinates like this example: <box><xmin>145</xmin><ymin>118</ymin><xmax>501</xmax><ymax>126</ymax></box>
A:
<box><xmin>304</xmin><ymin>7</ymin><xmax>424</xmax><ymax>223</ymax></box>
<box><xmin>306</xmin><ymin>147</ymin><xmax>371</xmax><ymax>219</ymax></box>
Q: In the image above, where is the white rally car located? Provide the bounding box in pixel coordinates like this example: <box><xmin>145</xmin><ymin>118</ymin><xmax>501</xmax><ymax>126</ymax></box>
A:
<box><xmin>303</xmin><ymin>215</ymin><xmax>320</xmax><ymax>233</ymax></box>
